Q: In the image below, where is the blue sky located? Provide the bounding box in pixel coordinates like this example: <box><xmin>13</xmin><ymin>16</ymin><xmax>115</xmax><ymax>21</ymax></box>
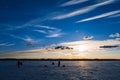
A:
<box><xmin>0</xmin><ymin>0</ymin><xmax>120</xmax><ymax>59</ymax></box>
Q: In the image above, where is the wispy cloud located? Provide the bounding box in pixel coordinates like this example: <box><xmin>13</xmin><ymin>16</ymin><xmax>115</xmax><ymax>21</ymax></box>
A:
<box><xmin>46</xmin><ymin>33</ymin><xmax>63</xmax><ymax>38</ymax></box>
<box><xmin>25</xmin><ymin>16</ymin><xmax>52</xmax><ymax>28</ymax></box>
<box><xmin>24</xmin><ymin>36</ymin><xmax>35</xmax><ymax>43</ymax></box>
<box><xmin>33</xmin><ymin>30</ymin><xmax>47</xmax><ymax>34</ymax></box>
<box><xmin>34</xmin><ymin>25</ymin><xmax>57</xmax><ymax>30</ymax></box>
<box><xmin>9</xmin><ymin>35</ymin><xmax>42</xmax><ymax>47</ymax></box>
<box><xmin>0</xmin><ymin>43</ymin><xmax>15</xmax><ymax>47</ymax></box>
<box><xmin>10</xmin><ymin>34</ymin><xmax>25</xmax><ymax>41</ymax></box>
<box><xmin>52</xmin><ymin>0</ymin><xmax>116</xmax><ymax>20</ymax></box>
<box><xmin>6</xmin><ymin>15</ymin><xmax>51</xmax><ymax>31</ymax></box>
<box><xmin>108</xmin><ymin>14</ymin><xmax>120</xmax><ymax>18</ymax></box>
<box><xmin>10</xmin><ymin>34</ymin><xmax>39</xmax><ymax>43</ymax></box>
<box><xmin>83</xmin><ymin>36</ymin><xmax>94</xmax><ymax>40</ymax></box>
<box><xmin>60</xmin><ymin>0</ymin><xmax>89</xmax><ymax>7</ymax></box>
<box><xmin>13</xmin><ymin>23</ymin><xmax>64</xmax><ymax>38</ymax></box>
<box><xmin>46</xmin><ymin>28</ymin><xmax>64</xmax><ymax>38</ymax></box>
<box><xmin>48</xmin><ymin>29</ymin><xmax>61</xmax><ymax>34</ymax></box>
<box><xmin>33</xmin><ymin>25</ymin><xmax>64</xmax><ymax>38</ymax></box>
<box><xmin>77</xmin><ymin>10</ymin><xmax>120</xmax><ymax>22</ymax></box>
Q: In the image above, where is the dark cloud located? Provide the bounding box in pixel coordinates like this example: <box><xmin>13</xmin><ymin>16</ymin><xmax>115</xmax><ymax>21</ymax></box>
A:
<box><xmin>83</xmin><ymin>36</ymin><xmax>94</xmax><ymax>40</ymax></box>
<box><xmin>54</xmin><ymin>46</ymin><xmax>73</xmax><ymax>50</ymax></box>
<box><xmin>100</xmin><ymin>45</ymin><xmax>119</xmax><ymax>48</ymax></box>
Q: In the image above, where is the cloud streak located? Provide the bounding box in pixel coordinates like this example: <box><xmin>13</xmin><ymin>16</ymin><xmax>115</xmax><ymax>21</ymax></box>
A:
<box><xmin>34</xmin><ymin>25</ymin><xmax>57</xmax><ymax>30</ymax></box>
<box><xmin>60</xmin><ymin>0</ymin><xmax>89</xmax><ymax>7</ymax></box>
<box><xmin>10</xmin><ymin>34</ymin><xmax>38</xmax><ymax>43</ymax></box>
<box><xmin>9</xmin><ymin>35</ymin><xmax>42</xmax><ymax>47</ymax></box>
<box><xmin>77</xmin><ymin>10</ymin><xmax>120</xmax><ymax>22</ymax></box>
<box><xmin>34</xmin><ymin>30</ymin><xmax>47</xmax><ymax>34</ymax></box>
<box><xmin>0</xmin><ymin>43</ymin><xmax>15</xmax><ymax>47</ymax></box>
<box><xmin>46</xmin><ymin>33</ymin><xmax>63</xmax><ymax>38</ymax></box>
<box><xmin>33</xmin><ymin>25</ymin><xmax>64</xmax><ymax>38</ymax></box>
<box><xmin>108</xmin><ymin>14</ymin><xmax>120</xmax><ymax>18</ymax></box>
<box><xmin>52</xmin><ymin>0</ymin><xmax>116</xmax><ymax>20</ymax></box>
<box><xmin>46</xmin><ymin>29</ymin><xmax>64</xmax><ymax>38</ymax></box>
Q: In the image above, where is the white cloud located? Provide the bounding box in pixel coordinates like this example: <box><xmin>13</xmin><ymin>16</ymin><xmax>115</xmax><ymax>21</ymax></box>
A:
<box><xmin>116</xmin><ymin>38</ymin><xmax>120</xmax><ymax>41</ymax></box>
<box><xmin>109</xmin><ymin>33</ymin><xmax>120</xmax><ymax>38</ymax></box>
<box><xmin>109</xmin><ymin>34</ymin><xmax>115</xmax><ymax>37</ymax></box>
<box><xmin>14</xmin><ymin>16</ymin><xmax>50</xmax><ymax>30</ymax></box>
<box><xmin>77</xmin><ymin>10</ymin><xmax>120</xmax><ymax>22</ymax></box>
<box><xmin>0</xmin><ymin>43</ymin><xmax>15</xmax><ymax>46</ymax></box>
<box><xmin>52</xmin><ymin>6</ymin><xmax>95</xmax><ymax>20</ymax></box>
<box><xmin>83</xmin><ymin>36</ymin><xmax>94</xmax><ymax>40</ymax></box>
<box><xmin>34</xmin><ymin>30</ymin><xmax>47</xmax><ymax>34</ymax></box>
<box><xmin>34</xmin><ymin>25</ymin><xmax>57</xmax><ymax>30</ymax></box>
<box><xmin>33</xmin><ymin>25</ymin><xmax>64</xmax><ymax>38</ymax></box>
<box><xmin>9</xmin><ymin>35</ymin><xmax>42</xmax><ymax>47</ymax></box>
<box><xmin>52</xmin><ymin>0</ymin><xmax>116</xmax><ymax>20</ymax></box>
<box><xmin>10</xmin><ymin>34</ymin><xmax>39</xmax><ymax>43</ymax></box>
<box><xmin>46</xmin><ymin>28</ymin><xmax>64</xmax><ymax>38</ymax></box>
<box><xmin>60</xmin><ymin>0</ymin><xmax>89</xmax><ymax>7</ymax></box>
<box><xmin>92</xmin><ymin>0</ymin><xmax>115</xmax><ymax>7</ymax></box>
<box><xmin>48</xmin><ymin>29</ymin><xmax>61</xmax><ymax>34</ymax></box>
<box><xmin>46</xmin><ymin>33</ymin><xmax>63</xmax><ymax>38</ymax></box>
<box><xmin>10</xmin><ymin>24</ymin><xmax>64</xmax><ymax>39</ymax></box>
<box><xmin>24</xmin><ymin>36</ymin><xmax>35</xmax><ymax>43</ymax></box>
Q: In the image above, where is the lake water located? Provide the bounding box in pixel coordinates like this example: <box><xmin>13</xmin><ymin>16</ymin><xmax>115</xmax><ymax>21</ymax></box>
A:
<box><xmin>0</xmin><ymin>61</ymin><xmax>120</xmax><ymax>80</ymax></box>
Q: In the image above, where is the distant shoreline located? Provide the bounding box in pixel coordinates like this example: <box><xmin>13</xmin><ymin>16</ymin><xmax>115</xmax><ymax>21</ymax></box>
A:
<box><xmin>0</xmin><ymin>58</ymin><xmax>120</xmax><ymax>61</ymax></box>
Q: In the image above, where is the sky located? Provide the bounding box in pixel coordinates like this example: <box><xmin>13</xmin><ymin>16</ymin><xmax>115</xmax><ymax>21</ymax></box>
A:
<box><xmin>0</xmin><ymin>0</ymin><xmax>120</xmax><ymax>59</ymax></box>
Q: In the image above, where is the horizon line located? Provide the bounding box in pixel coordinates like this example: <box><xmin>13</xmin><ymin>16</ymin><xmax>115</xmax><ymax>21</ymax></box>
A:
<box><xmin>0</xmin><ymin>58</ymin><xmax>120</xmax><ymax>61</ymax></box>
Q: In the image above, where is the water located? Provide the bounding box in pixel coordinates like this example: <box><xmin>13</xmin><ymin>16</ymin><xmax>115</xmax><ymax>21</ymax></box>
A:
<box><xmin>0</xmin><ymin>61</ymin><xmax>120</xmax><ymax>80</ymax></box>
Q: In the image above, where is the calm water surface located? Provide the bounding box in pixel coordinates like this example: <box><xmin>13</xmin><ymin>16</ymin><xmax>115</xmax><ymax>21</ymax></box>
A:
<box><xmin>0</xmin><ymin>61</ymin><xmax>120</xmax><ymax>80</ymax></box>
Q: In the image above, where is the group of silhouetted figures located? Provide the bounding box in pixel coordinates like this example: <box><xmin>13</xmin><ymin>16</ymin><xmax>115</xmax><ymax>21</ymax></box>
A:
<box><xmin>51</xmin><ymin>61</ymin><xmax>60</xmax><ymax>67</ymax></box>
<box><xmin>51</xmin><ymin>60</ymin><xmax>65</xmax><ymax>67</ymax></box>
<box><xmin>16</xmin><ymin>60</ymin><xmax>65</xmax><ymax>68</ymax></box>
<box><xmin>45</xmin><ymin>60</ymin><xmax>65</xmax><ymax>67</ymax></box>
<box><xmin>52</xmin><ymin>61</ymin><xmax>61</xmax><ymax>67</ymax></box>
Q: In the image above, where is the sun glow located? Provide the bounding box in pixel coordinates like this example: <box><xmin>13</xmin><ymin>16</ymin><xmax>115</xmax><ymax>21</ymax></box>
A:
<box><xmin>75</xmin><ymin>45</ymin><xmax>89</xmax><ymax>52</ymax></box>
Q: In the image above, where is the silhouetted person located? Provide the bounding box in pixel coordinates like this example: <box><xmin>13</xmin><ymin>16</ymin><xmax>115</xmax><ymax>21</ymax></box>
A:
<box><xmin>62</xmin><ymin>65</ymin><xmax>65</xmax><ymax>67</ymax></box>
<box><xmin>17</xmin><ymin>60</ymin><xmax>20</xmax><ymax>68</ymax></box>
<box><xmin>58</xmin><ymin>60</ymin><xmax>61</xmax><ymax>67</ymax></box>
<box><xmin>52</xmin><ymin>62</ymin><xmax>55</xmax><ymax>65</ymax></box>
<box><xmin>44</xmin><ymin>65</ymin><xmax>48</xmax><ymax>67</ymax></box>
<box><xmin>17</xmin><ymin>60</ymin><xmax>23</xmax><ymax>68</ymax></box>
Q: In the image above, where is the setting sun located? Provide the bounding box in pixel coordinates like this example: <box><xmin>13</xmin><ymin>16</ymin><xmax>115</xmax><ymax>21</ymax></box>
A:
<box><xmin>77</xmin><ymin>45</ymin><xmax>88</xmax><ymax>52</ymax></box>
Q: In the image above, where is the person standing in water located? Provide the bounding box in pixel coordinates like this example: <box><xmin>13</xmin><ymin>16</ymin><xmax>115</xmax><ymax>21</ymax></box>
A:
<box><xmin>17</xmin><ymin>60</ymin><xmax>23</xmax><ymax>68</ymax></box>
<box><xmin>52</xmin><ymin>62</ymin><xmax>55</xmax><ymax>65</ymax></box>
<box><xmin>58</xmin><ymin>60</ymin><xmax>61</xmax><ymax>67</ymax></box>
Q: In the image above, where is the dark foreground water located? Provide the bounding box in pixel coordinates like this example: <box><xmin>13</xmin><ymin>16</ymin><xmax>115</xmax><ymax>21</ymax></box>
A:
<box><xmin>0</xmin><ymin>61</ymin><xmax>120</xmax><ymax>80</ymax></box>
